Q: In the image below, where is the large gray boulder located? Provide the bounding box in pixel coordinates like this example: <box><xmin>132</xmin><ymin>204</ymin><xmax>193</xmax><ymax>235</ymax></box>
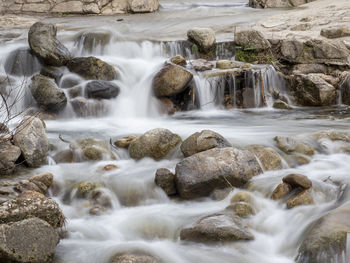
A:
<box><xmin>0</xmin><ymin>190</ymin><xmax>65</xmax><ymax>228</ymax></box>
<box><xmin>175</xmin><ymin>147</ymin><xmax>262</xmax><ymax>199</ymax></box>
<box><xmin>0</xmin><ymin>141</ymin><xmax>21</xmax><ymax>175</ymax></box>
<box><xmin>110</xmin><ymin>251</ymin><xmax>161</xmax><ymax>263</ymax></box>
<box><xmin>181</xmin><ymin>130</ymin><xmax>231</xmax><ymax>157</ymax></box>
<box><xmin>67</xmin><ymin>57</ymin><xmax>118</xmax><ymax>81</ymax></box>
<box><xmin>0</xmin><ymin>217</ymin><xmax>59</xmax><ymax>263</ymax></box>
<box><xmin>296</xmin><ymin>202</ymin><xmax>350</xmax><ymax>263</ymax></box>
<box><xmin>180</xmin><ymin>213</ymin><xmax>254</xmax><ymax>242</ymax></box>
<box><xmin>234</xmin><ymin>29</ymin><xmax>271</xmax><ymax>51</ymax></box>
<box><xmin>13</xmin><ymin>116</ymin><xmax>49</xmax><ymax>168</ymax></box>
<box><xmin>129</xmin><ymin>128</ymin><xmax>182</xmax><ymax>160</ymax></box>
<box><xmin>152</xmin><ymin>63</ymin><xmax>193</xmax><ymax>97</ymax></box>
<box><xmin>187</xmin><ymin>28</ymin><xmax>216</xmax><ymax>52</ymax></box>
<box><xmin>85</xmin><ymin>80</ymin><xmax>120</xmax><ymax>99</ymax></box>
<box><xmin>28</xmin><ymin>22</ymin><xmax>71</xmax><ymax>67</ymax></box>
<box><xmin>29</xmin><ymin>74</ymin><xmax>67</xmax><ymax>112</ymax></box>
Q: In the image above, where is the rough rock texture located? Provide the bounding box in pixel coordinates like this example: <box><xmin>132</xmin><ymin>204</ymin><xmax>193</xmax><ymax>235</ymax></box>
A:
<box><xmin>129</xmin><ymin>0</ymin><xmax>159</xmax><ymax>13</ymax></box>
<box><xmin>296</xmin><ymin>202</ymin><xmax>350</xmax><ymax>263</ymax></box>
<box><xmin>249</xmin><ymin>0</ymin><xmax>316</xmax><ymax>8</ymax></box>
<box><xmin>0</xmin><ymin>141</ymin><xmax>21</xmax><ymax>175</ymax></box>
<box><xmin>191</xmin><ymin>59</ymin><xmax>214</xmax><ymax>71</ymax></box>
<box><xmin>286</xmin><ymin>189</ymin><xmax>314</xmax><ymax>209</ymax></box>
<box><xmin>271</xmin><ymin>183</ymin><xmax>292</xmax><ymax>200</ymax></box>
<box><xmin>154</xmin><ymin>168</ymin><xmax>177</xmax><ymax>196</ymax></box>
<box><xmin>29</xmin><ymin>74</ymin><xmax>67</xmax><ymax>112</ymax></box>
<box><xmin>175</xmin><ymin>147</ymin><xmax>262</xmax><ymax>199</ymax></box>
<box><xmin>28</xmin><ymin>22</ymin><xmax>71</xmax><ymax>67</ymax></box>
<box><xmin>187</xmin><ymin>28</ymin><xmax>216</xmax><ymax>52</ymax></box>
<box><xmin>247</xmin><ymin>145</ymin><xmax>282</xmax><ymax>171</ymax></box>
<box><xmin>85</xmin><ymin>80</ymin><xmax>120</xmax><ymax>99</ymax></box>
<box><xmin>170</xmin><ymin>55</ymin><xmax>186</xmax><ymax>66</ymax></box>
<box><xmin>273</xmin><ymin>99</ymin><xmax>293</xmax><ymax>110</ymax></box>
<box><xmin>152</xmin><ymin>63</ymin><xmax>193</xmax><ymax>97</ymax></box>
<box><xmin>110</xmin><ymin>251</ymin><xmax>161</xmax><ymax>263</ymax></box>
<box><xmin>0</xmin><ymin>191</ymin><xmax>64</xmax><ymax>228</ymax></box>
<box><xmin>216</xmin><ymin>60</ymin><xmax>239</xmax><ymax>69</ymax></box>
<box><xmin>274</xmin><ymin>136</ymin><xmax>315</xmax><ymax>156</ymax></box>
<box><xmin>234</xmin><ymin>29</ymin><xmax>271</xmax><ymax>51</ymax></box>
<box><xmin>13</xmin><ymin>116</ymin><xmax>49</xmax><ymax>168</ymax></box>
<box><xmin>70</xmin><ymin>138</ymin><xmax>116</xmax><ymax>161</ymax></box>
<box><xmin>225</xmin><ymin>202</ymin><xmax>255</xmax><ymax>217</ymax></box>
<box><xmin>180</xmin><ymin>130</ymin><xmax>231</xmax><ymax>157</ymax></box>
<box><xmin>180</xmin><ymin>213</ymin><xmax>254</xmax><ymax>242</ymax></box>
<box><xmin>339</xmin><ymin>72</ymin><xmax>350</xmax><ymax>105</ymax></box>
<box><xmin>129</xmin><ymin>128</ymin><xmax>182</xmax><ymax>160</ymax></box>
<box><xmin>114</xmin><ymin>135</ymin><xmax>139</xmax><ymax>148</ymax></box>
<box><xmin>67</xmin><ymin>56</ymin><xmax>118</xmax><ymax>81</ymax></box>
<box><xmin>0</xmin><ymin>217</ymin><xmax>60</xmax><ymax>263</ymax></box>
<box><xmin>282</xmin><ymin>174</ymin><xmax>312</xmax><ymax>189</ymax></box>
<box><xmin>321</xmin><ymin>27</ymin><xmax>350</xmax><ymax>39</ymax></box>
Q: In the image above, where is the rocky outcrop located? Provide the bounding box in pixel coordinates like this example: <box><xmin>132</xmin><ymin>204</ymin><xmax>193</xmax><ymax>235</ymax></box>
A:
<box><xmin>67</xmin><ymin>57</ymin><xmax>118</xmax><ymax>81</ymax></box>
<box><xmin>29</xmin><ymin>74</ymin><xmax>67</xmax><ymax>112</ymax></box>
<box><xmin>234</xmin><ymin>29</ymin><xmax>271</xmax><ymax>51</ymax></box>
<box><xmin>249</xmin><ymin>0</ymin><xmax>316</xmax><ymax>8</ymax></box>
<box><xmin>175</xmin><ymin>147</ymin><xmax>262</xmax><ymax>199</ymax></box>
<box><xmin>13</xmin><ymin>116</ymin><xmax>49</xmax><ymax>168</ymax></box>
<box><xmin>187</xmin><ymin>28</ymin><xmax>216</xmax><ymax>53</ymax></box>
<box><xmin>85</xmin><ymin>80</ymin><xmax>120</xmax><ymax>99</ymax></box>
<box><xmin>180</xmin><ymin>130</ymin><xmax>231</xmax><ymax>157</ymax></box>
<box><xmin>154</xmin><ymin>168</ymin><xmax>176</xmax><ymax>196</ymax></box>
<box><xmin>0</xmin><ymin>217</ymin><xmax>60</xmax><ymax>263</ymax></box>
<box><xmin>129</xmin><ymin>0</ymin><xmax>159</xmax><ymax>13</ymax></box>
<box><xmin>110</xmin><ymin>251</ymin><xmax>161</xmax><ymax>263</ymax></box>
<box><xmin>129</xmin><ymin>128</ymin><xmax>182</xmax><ymax>160</ymax></box>
<box><xmin>0</xmin><ymin>141</ymin><xmax>21</xmax><ymax>175</ymax></box>
<box><xmin>28</xmin><ymin>22</ymin><xmax>71</xmax><ymax>67</ymax></box>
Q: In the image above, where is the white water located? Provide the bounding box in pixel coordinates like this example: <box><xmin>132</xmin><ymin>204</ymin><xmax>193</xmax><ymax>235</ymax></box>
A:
<box><xmin>1</xmin><ymin>2</ymin><xmax>350</xmax><ymax>263</ymax></box>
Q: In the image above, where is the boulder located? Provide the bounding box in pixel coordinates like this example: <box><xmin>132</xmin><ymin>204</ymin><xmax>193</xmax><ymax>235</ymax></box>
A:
<box><xmin>114</xmin><ymin>135</ymin><xmax>139</xmax><ymax>148</ymax></box>
<box><xmin>4</xmin><ymin>48</ymin><xmax>41</xmax><ymax>77</ymax></box>
<box><xmin>152</xmin><ymin>63</ymin><xmax>193</xmax><ymax>97</ymax></box>
<box><xmin>180</xmin><ymin>213</ymin><xmax>254</xmax><ymax>242</ymax></box>
<box><xmin>216</xmin><ymin>60</ymin><xmax>239</xmax><ymax>69</ymax></box>
<box><xmin>282</xmin><ymin>174</ymin><xmax>312</xmax><ymax>189</ymax></box>
<box><xmin>312</xmin><ymin>130</ymin><xmax>350</xmax><ymax>143</ymax></box>
<box><xmin>280</xmin><ymin>39</ymin><xmax>304</xmax><ymax>62</ymax></box>
<box><xmin>0</xmin><ymin>218</ymin><xmax>59</xmax><ymax>263</ymax></box>
<box><xmin>128</xmin><ymin>0</ymin><xmax>159</xmax><ymax>13</ymax></box>
<box><xmin>28</xmin><ymin>22</ymin><xmax>71</xmax><ymax>66</ymax></box>
<box><xmin>234</xmin><ymin>29</ymin><xmax>271</xmax><ymax>51</ymax></box>
<box><xmin>170</xmin><ymin>55</ymin><xmax>186</xmax><ymax>66</ymax></box>
<box><xmin>175</xmin><ymin>147</ymin><xmax>262</xmax><ymax>199</ymax></box>
<box><xmin>247</xmin><ymin>145</ymin><xmax>282</xmax><ymax>171</ymax></box>
<box><xmin>29</xmin><ymin>172</ymin><xmax>54</xmax><ymax>189</ymax></box>
<box><xmin>0</xmin><ymin>191</ymin><xmax>65</xmax><ymax>228</ymax></box>
<box><xmin>70</xmin><ymin>138</ymin><xmax>116</xmax><ymax>161</ymax></box>
<box><xmin>29</xmin><ymin>74</ymin><xmax>67</xmax><ymax>112</ymax></box>
<box><xmin>292</xmin><ymin>74</ymin><xmax>336</xmax><ymax>106</ymax></box>
<box><xmin>187</xmin><ymin>28</ymin><xmax>216</xmax><ymax>52</ymax></box>
<box><xmin>226</xmin><ymin>202</ymin><xmax>255</xmax><ymax>217</ymax></box>
<box><xmin>231</xmin><ymin>191</ymin><xmax>254</xmax><ymax>204</ymax></box>
<box><xmin>296</xmin><ymin>202</ymin><xmax>350</xmax><ymax>263</ymax></box>
<box><xmin>286</xmin><ymin>189</ymin><xmax>314</xmax><ymax>209</ymax></box>
<box><xmin>0</xmin><ymin>141</ymin><xmax>21</xmax><ymax>175</ymax></box>
<box><xmin>321</xmin><ymin>27</ymin><xmax>350</xmax><ymax>39</ymax></box>
<box><xmin>154</xmin><ymin>168</ymin><xmax>176</xmax><ymax>196</ymax></box>
<box><xmin>190</xmin><ymin>59</ymin><xmax>214</xmax><ymax>71</ymax></box>
<box><xmin>271</xmin><ymin>183</ymin><xmax>292</xmax><ymax>200</ymax></box>
<box><xmin>129</xmin><ymin>128</ymin><xmax>182</xmax><ymax>160</ymax></box>
<box><xmin>73</xmin><ymin>181</ymin><xmax>103</xmax><ymax>198</ymax></box>
<box><xmin>180</xmin><ymin>130</ymin><xmax>231</xmax><ymax>157</ymax></box>
<box><xmin>273</xmin><ymin>99</ymin><xmax>293</xmax><ymax>110</ymax></box>
<box><xmin>274</xmin><ymin>136</ymin><xmax>315</xmax><ymax>156</ymax></box>
<box><xmin>13</xmin><ymin>116</ymin><xmax>49</xmax><ymax>168</ymax></box>
<box><xmin>110</xmin><ymin>251</ymin><xmax>160</xmax><ymax>263</ymax></box>
<box><xmin>85</xmin><ymin>80</ymin><xmax>120</xmax><ymax>99</ymax></box>
<box><xmin>67</xmin><ymin>57</ymin><xmax>118</xmax><ymax>81</ymax></box>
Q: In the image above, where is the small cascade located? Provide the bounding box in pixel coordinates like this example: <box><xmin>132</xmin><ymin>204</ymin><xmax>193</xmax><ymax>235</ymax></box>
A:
<box><xmin>161</xmin><ymin>40</ymin><xmax>194</xmax><ymax>59</ymax></box>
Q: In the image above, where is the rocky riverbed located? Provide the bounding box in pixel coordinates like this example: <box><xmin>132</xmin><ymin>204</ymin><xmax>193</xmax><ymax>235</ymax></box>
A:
<box><xmin>1</xmin><ymin>0</ymin><xmax>350</xmax><ymax>263</ymax></box>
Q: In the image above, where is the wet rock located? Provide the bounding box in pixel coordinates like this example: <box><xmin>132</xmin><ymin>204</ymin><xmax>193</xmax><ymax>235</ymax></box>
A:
<box><xmin>175</xmin><ymin>147</ymin><xmax>262</xmax><ymax>199</ymax></box>
<box><xmin>170</xmin><ymin>55</ymin><xmax>186</xmax><ymax>66</ymax></box>
<box><xmin>110</xmin><ymin>251</ymin><xmax>161</xmax><ymax>263</ymax></box>
<box><xmin>28</xmin><ymin>22</ymin><xmax>71</xmax><ymax>66</ymax></box>
<box><xmin>234</xmin><ymin>29</ymin><xmax>271</xmax><ymax>51</ymax></box>
<box><xmin>90</xmin><ymin>189</ymin><xmax>112</xmax><ymax>208</ymax></box>
<box><xmin>29</xmin><ymin>172</ymin><xmax>54</xmax><ymax>189</ymax></box>
<box><xmin>67</xmin><ymin>56</ymin><xmax>118</xmax><ymax>81</ymax></box>
<box><xmin>53</xmin><ymin>149</ymin><xmax>74</xmax><ymax>163</ymax></box>
<box><xmin>187</xmin><ymin>27</ymin><xmax>216</xmax><ymax>53</ymax></box>
<box><xmin>73</xmin><ymin>181</ymin><xmax>103</xmax><ymax>198</ymax></box>
<box><xmin>60</xmin><ymin>76</ymin><xmax>81</xmax><ymax>89</ymax></box>
<box><xmin>129</xmin><ymin>0</ymin><xmax>159</xmax><ymax>13</ymax></box>
<box><xmin>129</xmin><ymin>128</ymin><xmax>182</xmax><ymax>160</ymax></box>
<box><xmin>321</xmin><ymin>27</ymin><xmax>350</xmax><ymax>39</ymax></box>
<box><xmin>159</xmin><ymin>98</ymin><xmax>176</xmax><ymax>115</ymax></box>
<box><xmin>29</xmin><ymin>74</ymin><xmax>67</xmax><ymax>112</ymax></box>
<box><xmin>152</xmin><ymin>63</ymin><xmax>193</xmax><ymax>97</ymax></box>
<box><xmin>0</xmin><ymin>141</ymin><xmax>21</xmax><ymax>175</ymax></box>
<box><xmin>86</xmin><ymin>80</ymin><xmax>120</xmax><ymax>99</ymax></box>
<box><xmin>296</xmin><ymin>202</ymin><xmax>350</xmax><ymax>263</ymax></box>
<box><xmin>211</xmin><ymin>188</ymin><xmax>233</xmax><ymax>201</ymax></box>
<box><xmin>274</xmin><ymin>136</ymin><xmax>315</xmax><ymax>156</ymax></box>
<box><xmin>216</xmin><ymin>60</ymin><xmax>239</xmax><ymax>69</ymax></box>
<box><xmin>271</xmin><ymin>183</ymin><xmax>292</xmax><ymax>200</ymax></box>
<box><xmin>231</xmin><ymin>191</ymin><xmax>254</xmax><ymax>204</ymax></box>
<box><xmin>180</xmin><ymin>130</ymin><xmax>231</xmax><ymax>157</ymax></box>
<box><xmin>71</xmin><ymin>138</ymin><xmax>116</xmax><ymax>161</ymax></box>
<box><xmin>4</xmin><ymin>48</ymin><xmax>41</xmax><ymax>76</ymax></box>
<box><xmin>226</xmin><ymin>202</ymin><xmax>255</xmax><ymax>217</ymax></box>
<box><xmin>103</xmin><ymin>164</ymin><xmax>119</xmax><ymax>171</ymax></box>
<box><xmin>40</xmin><ymin>66</ymin><xmax>64</xmax><ymax>84</ymax></box>
<box><xmin>247</xmin><ymin>145</ymin><xmax>282</xmax><ymax>171</ymax></box>
<box><xmin>282</xmin><ymin>174</ymin><xmax>312</xmax><ymax>189</ymax></box>
<box><xmin>190</xmin><ymin>59</ymin><xmax>214</xmax><ymax>71</ymax></box>
<box><xmin>273</xmin><ymin>99</ymin><xmax>293</xmax><ymax>110</ymax></box>
<box><xmin>0</xmin><ymin>190</ymin><xmax>65</xmax><ymax>228</ymax></box>
<box><xmin>0</xmin><ymin>218</ymin><xmax>59</xmax><ymax>263</ymax></box>
<box><xmin>154</xmin><ymin>168</ymin><xmax>176</xmax><ymax>196</ymax></box>
<box><xmin>114</xmin><ymin>135</ymin><xmax>139</xmax><ymax>148</ymax></box>
<box><xmin>13</xmin><ymin>116</ymin><xmax>49</xmax><ymax>168</ymax></box>
<box><xmin>292</xmin><ymin>74</ymin><xmax>336</xmax><ymax>106</ymax></box>
<box><xmin>180</xmin><ymin>213</ymin><xmax>254</xmax><ymax>242</ymax></box>
<box><xmin>312</xmin><ymin>130</ymin><xmax>350</xmax><ymax>143</ymax></box>
<box><xmin>286</xmin><ymin>189</ymin><xmax>314</xmax><ymax>209</ymax></box>
<box><xmin>15</xmin><ymin>180</ymin><xmax>44</xmax><ymax>195</ymax></box>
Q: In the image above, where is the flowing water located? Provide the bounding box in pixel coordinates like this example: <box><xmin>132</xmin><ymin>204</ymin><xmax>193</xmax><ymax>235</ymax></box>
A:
<box><xmin>1</xmin><ymin>1</ymin><xmax>350</xmax><ymax>263</ymax></box>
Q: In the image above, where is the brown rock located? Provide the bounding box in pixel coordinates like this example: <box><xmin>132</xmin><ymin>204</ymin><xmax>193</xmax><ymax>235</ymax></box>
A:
<box><xmin>282</xmin><ymin>174</ymin><xmax>312</xmax><ymax>189</ymax></box>
<box><xmin>286</xmin><ymin>189</ymin><xmax>314</xmax><ymax>209</ymax></box>
<box><xmin>271</xmin><ymin>183</ymin><xmax>292</xmax><ymax>200</ymax></box>
<box><xmin>154</xmin><ymin>168</ymin><xmax>176</xmax><ymax>196</ymax></box>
